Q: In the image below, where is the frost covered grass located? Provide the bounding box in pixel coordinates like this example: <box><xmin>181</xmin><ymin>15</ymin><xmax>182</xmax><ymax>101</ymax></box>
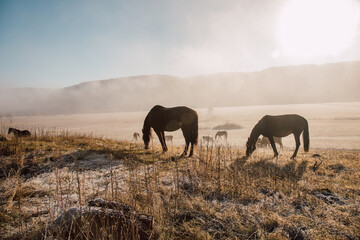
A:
<box><xmin>0</xmin><ymin>125</ymin><xmax>360</xmax><ymax>239</ymax></box>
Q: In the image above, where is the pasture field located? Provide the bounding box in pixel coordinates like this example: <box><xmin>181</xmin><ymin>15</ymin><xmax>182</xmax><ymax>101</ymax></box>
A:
<box><xmin>0</xmin><ymin>102</ymin><xmax>360</xmax><ymax>239</ymax></box>
<box><xmin>1</xmin><ymin>102</ymin><xmax>359</xmax><ymax>150</ymax></box>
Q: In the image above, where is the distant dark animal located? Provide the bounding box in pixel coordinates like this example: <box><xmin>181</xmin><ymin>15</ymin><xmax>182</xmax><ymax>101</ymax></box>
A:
<box><xmin>256</xmin><ymin>136</ymin><xmax>283</xmax><ymax>149</ymax></box>
<box><xmin>202</xmin><ymin>136</ymin><xmax>213</xmax><ymax>144</ymax></box>
<box><xmin>246</xmin><ymin>114</ymin><xmax>309</xmax><ymax>159</ymax></box>
<box><xmin>165</xmin><ymin>135</ymin><xmax>173</xmax><ymax>143</ymax></box>
<box><xmin>133</xmin><ymin>132</ymin><xmax>140</xmax><ymax>141</ymax></box>
<box><xmin>215</xmin><ymin>131</ymin><xmax>228</xmax><ymax>140</ymax></box>
<box><xmin>142</xmin><ymin>105</ymin><xmax>198</xmax><ymax>157</ymax></box>
<box><xmin>8</xmin><ymin>127</ymin><xmax>31</xmax><ymax>137</ymax></box>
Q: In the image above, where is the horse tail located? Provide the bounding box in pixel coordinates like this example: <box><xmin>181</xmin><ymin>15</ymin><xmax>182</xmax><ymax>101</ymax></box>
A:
<box><xmin>191</xmin><ymin>112</ymin><xmax>199</xmax><ymax>145</ymax></box>
<box><xmin>303</xmin><ymin>120</ymin><xmax>310</xmax><ymax>152</ymax></box>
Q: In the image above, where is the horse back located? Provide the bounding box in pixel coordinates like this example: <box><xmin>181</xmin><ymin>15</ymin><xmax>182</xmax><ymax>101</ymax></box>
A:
<box><xmin>260</xmin><ymin>114</ymin><xmax>308</xmax><ymax>137</ymax></box>
<box><xmin>8</xmin><ymin>127</ymin><xmax>31</xmax><ymax>137</ymax></box>
<box><xmin>21</xmin><ymin>130</ymin><xmax>31</xmax><ymax>137</ymax></box>
<box><xmin>148</xmin><ymin>105</ymin><xmax>197</xmax><ymax>128</ymax></box>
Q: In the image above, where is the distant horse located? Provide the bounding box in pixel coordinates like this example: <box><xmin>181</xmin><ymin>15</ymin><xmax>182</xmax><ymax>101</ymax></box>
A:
<box><xmin>165</xmin><ymin>135</ymin><xmax>173</xmax><ymax>144</ymax></box>
<box><xmin>142</xmin><ymin>105</ymin><xmax>198</xmax><ymax>157</ymax></box>
<box><xmin>246</xmin><ymin>114</ymin><xmax>309</xmax><ymax>159</ymax></box>
<box><xmin>8</xmin><ymin>127</ymin><xmax>31</xmax><ymax>137</ymax></box>
<box><xmin>133</xmin><ymin>132</ymin><xmax>140</xmax><ymax>141</ymax></box>
<box><xmin>257</xmin><ymin>136</ymin><xmax>283</xmax><ymax>149</ymax></box>
<box><xmin>215</xmin><ymin>131</ymin><xmax>228</xmax><ymax>140</ymax></box>
<box><xmin>202</xmin><ymin>136</ymin><xmax>213</xmax><ymax>144</ymax></box>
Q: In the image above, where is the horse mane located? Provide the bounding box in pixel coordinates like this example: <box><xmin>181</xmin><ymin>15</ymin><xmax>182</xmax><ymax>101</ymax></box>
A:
<box><xmin>249</xmin><ymin>122</ymin><xmax>261</xmax><ymax>144</ymax></box>
<box><xmin>8</xmin><ymin>127</ymin><xmax>17</xmax><ymax>134</ymax></box>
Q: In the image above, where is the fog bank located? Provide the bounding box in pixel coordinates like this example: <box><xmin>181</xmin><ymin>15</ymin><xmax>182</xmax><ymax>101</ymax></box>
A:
<box><xmin>1</xmin><ymin>61</ymin><xmax>359</xmax><ymax>116</ymax></box>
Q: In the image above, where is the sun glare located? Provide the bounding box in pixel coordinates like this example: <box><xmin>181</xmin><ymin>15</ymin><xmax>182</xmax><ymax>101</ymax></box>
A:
<box><xmin>277</xmin><ymin>0</ymin><xmax>360</xmax><ymax>57</ymax></box>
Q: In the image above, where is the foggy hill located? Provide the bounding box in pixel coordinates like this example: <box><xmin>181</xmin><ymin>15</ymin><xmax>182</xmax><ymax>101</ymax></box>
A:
<box><xmin>1</xmin><ymin>61</ymin><xmax>359</xmax><ymax>116</ymax></box>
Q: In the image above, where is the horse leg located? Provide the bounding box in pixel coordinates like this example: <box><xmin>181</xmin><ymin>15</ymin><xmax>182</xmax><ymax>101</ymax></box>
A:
<box><xmin>161</xmin><ymin>131</ymin><xmax>168</xmax><ymax>152</ymax></box>
<box><xmin>188</xmin><ymin>141</ymin><xmax>195</xmax><ymax>157</ymax></box>
<box><xmin>181</xmin><ymin>141</ymin><xmax>189</xmax><ymax>157</ymax></box>
<box><xmin>268</xmin><ymin>137</ymin><xmax>279</xmax><ymax>158</ymax></box>
<box><xmin>180</xmin><ymin>128</ymin><xmax>190</xmax><ymax>157</ymax></box>
<box><xmin>155</xmin><ymin>131</ymin><xmax>167</xmax><ymax>153</ymax></box>
<box><xmin>291</xmin><ymin>134</ymin><xmax>301</xmax><ymax>159</ymax></box>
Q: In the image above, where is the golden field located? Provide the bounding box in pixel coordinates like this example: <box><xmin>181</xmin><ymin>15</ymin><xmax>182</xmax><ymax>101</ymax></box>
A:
<box><xmin>0</xmin><ymin>102</ymin><xmax>359</xmax><ymax>239</ymax></box>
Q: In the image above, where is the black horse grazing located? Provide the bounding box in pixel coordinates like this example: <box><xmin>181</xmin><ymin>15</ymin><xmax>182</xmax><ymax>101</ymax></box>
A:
<box><xmin>246</xmin><ymin>114</ymin><xmax>309</xmax><ymax>159</ymax></box>
<box><xmin>8</xmin><ymin>127</ymin><xmax>31</xmax><ymax>137</ymax></box>
<box><xmin>142</xmin><ymin>105</ymin><xmax>198</xmax><ymax>157</ymax></box>
<box><xmin>215</xmin><ymin>131</ymin><xmax>228</xmax><ymax>140</ymax></box>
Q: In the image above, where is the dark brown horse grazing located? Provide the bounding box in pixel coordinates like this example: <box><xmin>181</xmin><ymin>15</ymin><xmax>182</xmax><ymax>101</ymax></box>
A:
<box><xmin>142</xmin><ymin>105</ymin><xmax>198</xmax><ymax>157</ymax></box>
<box><xmin>246</xmin><ymin>114</ymin><xmax>309</xmax><ymax>159</ymax></box>
<box><xmin>215</xmin><ymin>131</ymin><xmax>228</xmax><ymax>140</ymax></box>
<box><xmin>8</xmin><ymin>127</ymin><xmax>31</xmax><ymax>137</ymax></box>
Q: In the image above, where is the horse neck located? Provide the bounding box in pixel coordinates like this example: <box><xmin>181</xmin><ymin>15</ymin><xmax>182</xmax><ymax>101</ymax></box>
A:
<box><xmin>249</xmin><ymin>124</ymin><xmax>261</xmax><ymax>145</ymax></box>
<box><xmin>142</xmin><ymin>116</ymin><xmax>151</xmax><ymax>137</ymax></box>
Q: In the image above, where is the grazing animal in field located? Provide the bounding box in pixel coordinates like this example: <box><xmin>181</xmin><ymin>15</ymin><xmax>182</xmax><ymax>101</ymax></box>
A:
<box><xmin>8</xmin><ymin>127</ymin><xmax>31</xmax><ymax>137</ymax></box>
<box><xmin>246</xmin><ymin>114</ymin><xmax>309</xmax><ymax>159</ymax></box>
<box><xmin>202</xmin><ymin>136</ymin><xmax>213</xmax><ymax>144</ymax></box>
<box><xmin>0</xmin><ymin>135</ymin><xmax>7</xmax><ymax>141</ymax></box>
<box><xmin>256</xmin><ymin>136</ymin><xmax>283</xmax><ymax>149</ymax></box>
<box><xmin>215</xmin><ymin>131</ymin><xmax>228</xmax><ymax>140</ymax></box>
<box><xmin>165</xmin><ymin>135</ymin><xmax>173</xmax><ymax>143</ymax></box>
<box><xmin>133</xmin><ymin>132</ymin><xmax>140</xmax><ymax>141</ymax></box>
<box><xmin>142</xmin><ymin>105</ymin><xmax>198</xmax><ymax>157</ymax></box>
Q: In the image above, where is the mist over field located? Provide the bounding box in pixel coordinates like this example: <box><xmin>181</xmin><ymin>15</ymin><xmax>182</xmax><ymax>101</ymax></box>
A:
<box><xmin>1</xmin><ymin>61</ymin><xmax>359</xmax><ymax>116</ymax></box>
<box><xmin>2</xmin><ymin>0</ymin><xmax>360</xmax><ymax>239</ymax></box>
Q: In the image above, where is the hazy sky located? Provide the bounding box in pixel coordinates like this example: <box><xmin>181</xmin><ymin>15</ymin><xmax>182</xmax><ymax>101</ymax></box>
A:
<box><xmin>1</xmin><ymin>0</ymin><xmax>359</xmax><ymax>88</ymax></box>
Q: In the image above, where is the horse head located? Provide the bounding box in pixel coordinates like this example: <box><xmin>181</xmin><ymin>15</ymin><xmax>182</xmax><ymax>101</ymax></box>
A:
<box><xmin>246</xmin><ymin>137</ymin><xmax>256</xmax><ymax>156</ymax></box>
<box><xmin>142</xmin><ymin>128</ymin><xmax>150</xmax><ymax>149</ymax></box>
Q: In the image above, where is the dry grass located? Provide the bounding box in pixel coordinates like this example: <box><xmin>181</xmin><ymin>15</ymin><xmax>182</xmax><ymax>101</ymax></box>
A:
<box><xmin>0</xmin><ymin>125</ymin><xmax>360</xmax><ymax>239</ymax></box>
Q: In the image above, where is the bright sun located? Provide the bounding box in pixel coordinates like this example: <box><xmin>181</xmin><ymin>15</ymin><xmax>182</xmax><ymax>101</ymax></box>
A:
<box><xmin>277</xmin><ymin>0</ymin><xmax>360</xmax><ymax>57</ymax></box>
